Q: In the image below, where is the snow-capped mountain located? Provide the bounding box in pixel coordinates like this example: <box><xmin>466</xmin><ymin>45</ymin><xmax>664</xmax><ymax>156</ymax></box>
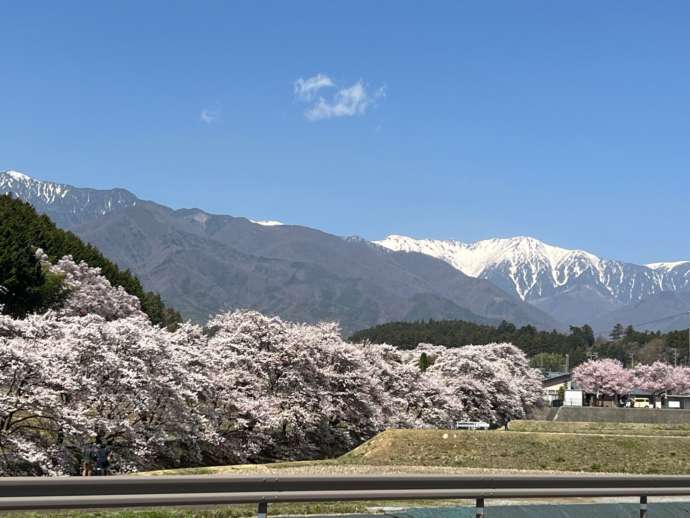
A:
<box><xmin>5</xmin><ymin>168</ymin><xmax>690</xmax><ymax>333</ymax></box>
<box><xmin>376</xmin><ymin>235</ymin><xmax>690</xmax><ymax>327</ymax></box>
<box><xmin>1</xmin><ymin>170</ymin><xmax>561</xmax><ymax>332</ymax></box>
<box><xmin>1</xmin><ymin>170</ymin><xmax>138</xmax><ymax>228</ymax></box>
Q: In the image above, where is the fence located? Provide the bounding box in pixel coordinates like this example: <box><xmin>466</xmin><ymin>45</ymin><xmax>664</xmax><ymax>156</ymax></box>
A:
<box><xmin>2</xmin><ymin>474</ymin><xmax>690</xmax><ymax>517</ymax></box>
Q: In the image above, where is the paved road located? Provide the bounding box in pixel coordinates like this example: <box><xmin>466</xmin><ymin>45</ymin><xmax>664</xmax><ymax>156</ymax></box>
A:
<box><xmin>306</xmin><ymin>502</ymin><xmax>690</xmax><ymax>517</ymax></box>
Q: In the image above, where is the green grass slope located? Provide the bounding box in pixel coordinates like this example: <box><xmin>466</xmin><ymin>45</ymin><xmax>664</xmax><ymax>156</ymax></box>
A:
<box><xmin>511</xmin><ymin>420</ymin><xmax>690</xmax><ymax>437</ymax></box>
<box><xmin>340</xmin><ymin>428</ymin><xmax>690</xmax><ymax>474</ymax></box>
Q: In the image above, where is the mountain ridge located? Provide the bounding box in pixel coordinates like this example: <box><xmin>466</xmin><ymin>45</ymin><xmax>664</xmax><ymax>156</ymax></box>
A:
<box><xmin>375</xmin><ymin>234</ymin><xmax>690</xmax><ymax>329</ymax></box>
<box><xmin>1</xmin><ymin>170</ymin><xmax>558</xmax><ymax>332</ymax></box>
<box><xmin>8</xmin><ymin>168</ymin><xmax>689</xmax><ymax>333</ymax></box>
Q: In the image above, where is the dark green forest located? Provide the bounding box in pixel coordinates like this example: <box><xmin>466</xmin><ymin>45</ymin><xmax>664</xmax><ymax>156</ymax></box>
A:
<box><xmin>0</xmin><ymin>195</ymin><xmax>181</xmax><ymax>327</ymax></box>
<box><xmin>351</xmin><ymin>319</ymin><xmax>690</xmax><ymax>368</ymax></box>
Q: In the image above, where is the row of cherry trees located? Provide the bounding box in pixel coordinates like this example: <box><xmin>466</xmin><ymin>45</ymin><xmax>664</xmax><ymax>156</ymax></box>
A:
<box><xmin>572</xmin><ymin>358</ymin><xmax>690</xmax><ymax>400</ymax></box>
<box><xmin>0</xmin><ymin>252</ymin><xmax>542</xmax><ymax>475</ymax></box>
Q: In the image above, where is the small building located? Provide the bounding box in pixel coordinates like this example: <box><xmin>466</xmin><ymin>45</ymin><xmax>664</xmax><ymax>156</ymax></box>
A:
<box><xmin>624</xmin><ymin>389</ymin><xmax>690</xmax><ymax>409</ymax></box>
<box><xmin>542</xmin><ymin>371</ymin><xmax>572</xmax><ymax>406</ymax></box>
<box><xmin>665</xmin><ymin>395</ymin><xmax>690</xmax><ymax>409</ymax></box>
<box><xmin>563</xmin><ymin>389</ymin><xmax>584</xmax><ymax>407</ymax></box>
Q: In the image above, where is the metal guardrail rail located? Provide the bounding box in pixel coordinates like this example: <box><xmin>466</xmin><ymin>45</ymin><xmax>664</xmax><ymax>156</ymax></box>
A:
<box><xmin>2</xmin><ymin>474</ymin><xmax>689</xmax><ymax>517</ymax></box>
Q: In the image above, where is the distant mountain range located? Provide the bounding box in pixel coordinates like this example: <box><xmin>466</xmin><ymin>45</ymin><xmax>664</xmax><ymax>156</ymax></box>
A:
<box><xmin>376</xmin><ymin>235</ymin><xmax>690</xmax><ymax>332</ymax></box>
<box><xmin>0</xmin><ymin>170</ymin><xmax>558</xmax><ymax>333</ymax></box>
<box><xmin>4</xmin><ymin>169</ymin><xmax>689</xmax><ymax>334</ymax></box>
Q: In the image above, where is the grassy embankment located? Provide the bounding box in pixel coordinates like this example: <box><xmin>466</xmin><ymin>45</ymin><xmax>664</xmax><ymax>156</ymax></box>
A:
<box><xmin>13</xmin><ymin>421</ymin><xmax>690</xmax><ymax>518</ymax></box>
<box><xmin>340</xmin><ymin>424</ymin><xmax>690</xmax><ymax>474</ymax></box>
<box><xmin>510</xmin><ymin>420</ymin><xmax>690</xmax><ymax>437</ymax></box>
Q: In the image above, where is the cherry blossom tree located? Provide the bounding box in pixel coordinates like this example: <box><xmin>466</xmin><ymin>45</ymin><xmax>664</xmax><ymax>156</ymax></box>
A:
<box><xmin>362</xmin><ymin>343</ymin><xmax>464</xmax><ymax>429</ymax></box>
<box><xmin>0</xmin><ymin>327</ymin><xmax>77</xmax><ymax>475</ymax></box>
<box><xmin>0</xmin><ymin>313</ymin><xmax>216</xmax><ymax>475</ymax></box>
<box><xmin>0</xmin><ymin>254</ymin><xmax>544</xmax><ymax>475</ymax></box>
<box><xmin>426</xmin><ymin>343</ymin><xmax>542</xmax><ymax>422</ymax></box>
<box><xmin>204</xmin><ymin>311</ymin><xmax>391</xmax><ymax>461</ymax></box>
<box><xmin>572</xmin><ymin>359</ymin><xmax>633</xmax><ymax>401</ymax></box>
<box><xmin>634</xmin><ymin>361</ymin><xmax>675</xmax><ymax>398</ymax></box>
<box><xmin>670</xmin><ymin>366</ymin><xmax>690</xmax><ymax>394</ymax></box>
<box><xmin>38</xmin><ymin>250</ymin><xmax>144</xmax><ymax>321</ymax></box>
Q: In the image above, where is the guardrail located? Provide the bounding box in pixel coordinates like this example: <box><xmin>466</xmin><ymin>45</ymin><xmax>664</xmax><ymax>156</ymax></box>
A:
<box><xmin>2</xmin><ymin>474</ymin><xmax>690</xmax><ymax>517</ymax></box>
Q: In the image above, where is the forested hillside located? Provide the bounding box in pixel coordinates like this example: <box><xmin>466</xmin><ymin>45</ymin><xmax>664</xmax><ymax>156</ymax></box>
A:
<box><xmin>0</xmin><ymin>195</ymin><xmax>181</xmax><ymax>326</ymax></box>
<box><xmin>351</xmin><ymin>319</ymin><xmax>690</xmax><ymax>369</ymax></box>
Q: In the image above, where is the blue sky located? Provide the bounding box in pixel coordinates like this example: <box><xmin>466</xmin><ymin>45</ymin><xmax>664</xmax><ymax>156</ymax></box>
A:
<box><xmin>2</xmin><ymin>2</ymin><xmax>689</xmax><ymax>264</ymax></box>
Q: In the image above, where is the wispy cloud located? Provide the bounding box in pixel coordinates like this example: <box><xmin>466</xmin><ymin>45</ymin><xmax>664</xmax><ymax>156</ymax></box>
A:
<box><xmin>200</xmin><ymin>108</ymin><xmax>220</xmax><ymax>124</ymax></box>
<box><xmin>294</xmin><ymin>73</ymin><xmax>335</xmax><ymax>100</ymax></box>
<box><xmin>295</xmin><ymin>74</ymin><xmax>385</xmax><ymax>121</ymax></box>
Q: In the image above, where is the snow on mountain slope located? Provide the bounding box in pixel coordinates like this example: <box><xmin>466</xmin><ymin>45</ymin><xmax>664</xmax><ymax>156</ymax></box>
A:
<box><xmin>1</xmin><ymin>169</ymin><xmax>71</xmax><ymax>204</ymax></box>
<box><xmin>375</xmin><ymin>234</ymin><xmax>690</xmax><ymax>326</ymax></box>
<box><xmin>1</xmin><ymin>170</ymin><xmax>138</xmax><ymax>228</ymax></box>
<box><xmin>250</xmin><ymin>219</ymin><xmax>284</xmax><ymax>226</ymax></box>
<box><xmin>1</xmin><ymin>170</ymin><xmax>563</xmax><ymax>331</ymax></box>
<box><xmin>646</xmin><ymin>261</ymin><xmax>690</xmax><ymax>272</ymax></box>
<box><xmin>376</xmin><ymin>235</ymin><xmax>603</xmax><ymax>297</ymax></box>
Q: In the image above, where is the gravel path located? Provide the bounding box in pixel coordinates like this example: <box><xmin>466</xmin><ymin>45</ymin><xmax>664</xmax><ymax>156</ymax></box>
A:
<box><xmin>143</xmin><ymin>462</ymin><xmax>643</xmax><ymax>477</ymax></box>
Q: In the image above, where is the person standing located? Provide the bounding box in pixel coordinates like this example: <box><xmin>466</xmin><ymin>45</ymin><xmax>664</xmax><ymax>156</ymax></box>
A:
<box><xmin>503</xmin><ymin>415</ymin><xmax>511</xmax><ymax>431</ymax></box>
<box><xmin>94</xmin><ymin>442</ymin><xmax>110</xmax><ymax>476</ymax></box>
<box><xmin>81</xmin><ymin>442</ymin><xmax>97</xmax><ymax>476</ymax></box>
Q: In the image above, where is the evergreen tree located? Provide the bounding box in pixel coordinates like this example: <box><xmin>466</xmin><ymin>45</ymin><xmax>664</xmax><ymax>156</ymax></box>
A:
<box><xmin>0</xmin><ymin>195</ymin><xmax>182</xmax><ymax>326</ymax></box>
<box><xmin>351</xmin><ymin>318</ymin><xmax>688</xmax><ymax>371</ymax></box>
<box><xmin>610</xmin><ymin>323</ymin><xmax>624</xmax><ymax>341</ymax></box>
<box><xmin>624</xmin><ymin>325</ymin><xmax>636</xmax><ymax>339</ymax></box>
<box><xmin>419</xmin><ymin>351</ymin><xmax>430</xmax><ymax>372</ymax></box>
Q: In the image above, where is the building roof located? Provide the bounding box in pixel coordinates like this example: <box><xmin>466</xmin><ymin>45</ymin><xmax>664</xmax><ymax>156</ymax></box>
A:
<box><xmin>629</xmin><ymin>388</ymin><xmax>653</xmax><ymax>397</ymax></box>
<box><xmin>542</xmin><ymin>371</ymin><xmax>571</xmax><ymax>388</ymax></box>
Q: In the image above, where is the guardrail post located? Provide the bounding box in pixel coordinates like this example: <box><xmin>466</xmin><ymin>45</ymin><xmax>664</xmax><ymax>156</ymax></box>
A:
<box><xmin>476</xmin><ymin>497</ymin><xmax>485</xmax><ymax>517</ymax></box>
<box><xmin>258</xmin><ymin>501</ymin><xmax>268</xmax><ymax>518</ymax></box>
<box><xmin>639</xmin><ymin>496</ymin><xmax>647</xmax><ymax>518</ymax></box>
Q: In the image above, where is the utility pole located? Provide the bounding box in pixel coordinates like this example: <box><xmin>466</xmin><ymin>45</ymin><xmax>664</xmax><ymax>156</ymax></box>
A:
<box><xmin>564</xmin><ymin>353</ymin><xmax>570</xmax><ymax>373</ymax></box>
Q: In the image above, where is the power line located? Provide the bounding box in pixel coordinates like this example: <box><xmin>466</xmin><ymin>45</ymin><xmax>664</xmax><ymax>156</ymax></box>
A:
<box><xmin>633</xmin><ymin>311</ymin><xmax>690</xmax><ymax>328</ymax></box>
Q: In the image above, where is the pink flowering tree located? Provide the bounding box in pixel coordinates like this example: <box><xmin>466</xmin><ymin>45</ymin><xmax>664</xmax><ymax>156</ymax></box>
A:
<box><xmin>572</xmin><ymin>359</ymin><xmax>633</xmax><ymax>402</ymax></box>
<box><xmin>0</xmin><ymin>253</ymin><xmax>544</xmax><ymax>475</ymax></box>
<box><xmin>362</xmin><ymin>343</ymin><xmax>464</xmax><ymax>429</ymax></box>
<box><xmin>670</xmin><ymin>366</ymin><xmax>690</xmax><ymax>394</ymax></box>
<box><xmin>426</xmin><ymin>342</ymin><xmax>542</xmax><ymax>422</ymax></box>
<box><xmin>37</xmin><ymin>250</ymin><xmax>144</xmax><ymax>321</ymax></box>
<box><xmin>205</xmin><ymin>311</ymin><xmax>391</xmax><ymax>461</ymax></box>
<box><xmin>634</xmin><ymin>361</ymin><xmax>675</xmax><ymax>397</ymax></box>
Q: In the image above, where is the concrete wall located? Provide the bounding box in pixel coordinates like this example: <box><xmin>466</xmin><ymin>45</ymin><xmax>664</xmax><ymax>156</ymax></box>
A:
<box><xmin>527</xmin><ymin>407</ymin><xmax>559</xmax><ymax>421</ymax></box>
<box><xmin>552</xmin><ymin>406</ymin><xmax>690</xmax><ymax>424</ymax></box>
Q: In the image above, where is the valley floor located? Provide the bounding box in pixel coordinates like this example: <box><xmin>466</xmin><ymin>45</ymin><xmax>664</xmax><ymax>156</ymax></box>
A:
<box><xmin>11</xmin><ymin>421</ymin><xmax>690</xmax><ymax>518</ymax></box>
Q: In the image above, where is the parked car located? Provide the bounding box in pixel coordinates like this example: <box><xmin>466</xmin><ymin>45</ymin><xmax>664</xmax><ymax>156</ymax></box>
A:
<box><xmin>632</xmin><ymin>398</ymin><xmax>650</xmax><ymax>408</ymax></box>
<box><xmin>455</xmin><ymin>420</ymin><xmax>490</xmax><ymax>430</ymax></box>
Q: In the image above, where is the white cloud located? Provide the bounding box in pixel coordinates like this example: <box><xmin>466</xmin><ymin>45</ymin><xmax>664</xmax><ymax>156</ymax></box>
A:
<box><xmin>294</xmin><ymin>73</ymin><xmax>335</xmax><ymax>100</ymax></box>
<box><xmin>200</xmin><ymin>108</ymin><xmax>220</xmax><ymax>124</ymax></box>
<box><xmin>295</xmin><ymin>76</ymin><xmax>385</xmax><ymax>122</ymax></box>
